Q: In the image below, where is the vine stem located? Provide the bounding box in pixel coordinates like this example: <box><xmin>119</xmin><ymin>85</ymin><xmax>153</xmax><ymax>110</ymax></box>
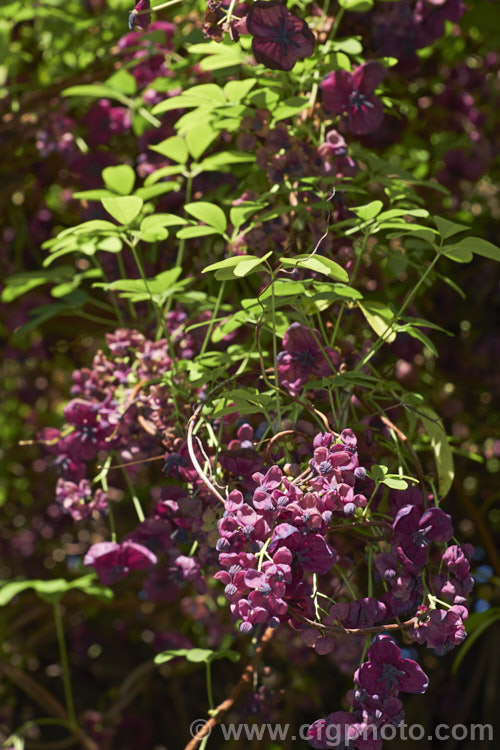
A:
<box><xmin>290</xmin><ymin>609</ymin><xmax>418</xmax><ymax>636</ymax></box>
<box><xmin>183</xmin><ymin>627</ymin><xmax>275</xmax><ymax>750</ymax></box>
<box><xmin>135</xmin><ymin>0</ymin><xmax>183</xmax><ymax>15</ymax></box>
<box><xmin>53</xmin><ymin>603</ymin><xmax>77</xmax><ymax>729</ymax></box>
<box><xmin>187</xmin><ymin>404</ymin><xmax>225</xmax><ymax>504</ymax></box>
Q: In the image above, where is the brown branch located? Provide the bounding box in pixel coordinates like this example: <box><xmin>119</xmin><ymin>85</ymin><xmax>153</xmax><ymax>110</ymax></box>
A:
<box><xmin>183</xmin><ymin>627</ymin><xmax>275</xmax><ymax>750</ymax></box>
<box><xmin>289</xmin><ymin>609</ymin><xmax>418</xmax><ymax>636</ymax></box>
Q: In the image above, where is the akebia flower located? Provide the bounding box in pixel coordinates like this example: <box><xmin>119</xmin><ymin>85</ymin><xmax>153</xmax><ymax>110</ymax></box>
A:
<box><xmin>355</xmin><ymin>635</ymin><xmax>429</xmax><ymax>697</ymax></box>
<box><xmin>392</xmin><ymin>504</ymin><xmax>453</xmax><ymax>568</ymax></box>
<box><xmin>84</xmin><ymin>541</ymin><xmax>157</xmax><ymax>585</ymax></box>
<box><xmin>246</xmin><ymin>1</ymin><xmax>315</xmax><ymax>72</ymax></box>
<box><xmin>321</xmin><ymin>62</ymin><xmax>386</xmax><ymax>136</ymax></box>
<box><xmin>277</xmin><ymin>323</ymin><xmax>340</xmax><ymax>395</ymax></box>
<box><xmin>129</xmin><ymin>0</ymin><xmax>151</xmax><ymax>31</ymax></box>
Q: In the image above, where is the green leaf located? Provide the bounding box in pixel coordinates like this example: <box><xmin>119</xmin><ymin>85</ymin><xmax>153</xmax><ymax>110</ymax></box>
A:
<box><xmin>331</xmin><ymin>38</ymin><xmax>363</xmax><ymax>55</ymax></box>
<box><xmin>433</xmin><ymin>216</ymin><xmax>469</xmax><ymax>239</ymax></box>
<box><xmin>273</xmin><ymin>96</ymin><xmax>309</xmax><ymax>122</ymax></box>
<box><xmin>102</xmin><ymin>165</ymin><xmax>135</xmax><ymax>196</ymax></box>
<box><xmin>186</xmin><ymin>127</ymin><xmax>218</xmax><ymax>161</ymax></box>
<box><xmin>140</xmin><ymin>216</ymin><xmax>169</xmax><ymax>242</ymax></box>
<box><xmin>144</xmin><ymin>165</ymin><xmax>184</xmax><ymax>184</ymax></box>
<box><xmin>62</xmin><ymin>84</ymin><xmax>129</xmax><ymax>105</ymax></box>
<box><xmin>101</xmin><ymin>196</ymin><xmax>143</xmax><ymax>225</ymax></box>
<box><xmin>176</xmin><ymin>225</ymin><xmax>221</xmax><ymax>239</ymax></box>
<box><xmin>0</xmin><ymin>575</ymin><xmax>113</xmax><ymax>606</ymax></box>
<box><xmin>358</xmin><ymin>301</ymin><xmax>396</xmax><ymax>343</ymax></box>
<box><xmin>279</xmin><ymin>255</ymin><xmax>349</xmax><ymax>282</ymax></box>
<box><xmin>150</xmin><ymin>135</ymin><xmax>188</xmax><ymax>163</ymax></box>
<box><xmin>339</xmin><ymin>0</ymin><xmax>374</xmax><ymax>11</ymax></box>
<box><xmin>198</xmin><ymin>152</ymin><xmax>255</xmax><ymax>173</ymax></box>
<box><xmin>105</xmin><ymin>68</ymin><xmax>137</xmax><ymax>96</ymax></box>
<box><xmin>441</xmin><ymin>244</ymin><xmax>473</xmax><ymax>263</ymax></box>
<box><xmin>1</xmin><ymin>267</ymin><xmax>76</xmax><ymax>303</ymax></box>
<box><xmin>134</xmin><ymin>183</ymin><xmax>180</xmax><ymax>201</ymax></box>
<box><xmin>444</xmin><ymin>236</ymin><xmax>500</xmax><ymax>263</ymax></box>
<box><xmin>203</xmin><ymin>254</ymin><xmax>266</xmax><ymax>280</ymax></box>
<box><xmin>223</xmin><ymin>78</ymin><xmax>257</xmax><ymax>102</ymax></box>
<box><xmin>72</xmin><ymin>189</ymin><xmax>116</xmax><ymax>200</ymax></box>
<box><xmin>184</xmin><ymin>202</ymin><xmax>227</xmax><ymax>233</ymax></box>
<box><xmin>370</xmin><ymin>465</ymin><xmax>388</xmax><ymax>481</ymax></box>
<box><xmin>154</xmin><ymin>646</ymin><xmax>240</xmax><ymax>665</ymax></box>
<box><xmin>382</xmin><ymin>477</ymin><xmax>409</xmax><ymax>490</ymax></box>
<box><xmin>419</xmin><ymin>406</ymin><xmax>454</xmax><ymax>499</ymax></box>
<box><xmin>352</xmin><ymin>200</ymin><xmax>383</xmax><ymax>221</ymax></box>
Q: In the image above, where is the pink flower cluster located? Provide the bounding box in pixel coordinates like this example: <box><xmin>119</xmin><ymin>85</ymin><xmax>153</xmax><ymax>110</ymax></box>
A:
<box><xmin>215</xmin><ymin>429</ymin><xmax>367</xmax><ymax>633</ymax></box>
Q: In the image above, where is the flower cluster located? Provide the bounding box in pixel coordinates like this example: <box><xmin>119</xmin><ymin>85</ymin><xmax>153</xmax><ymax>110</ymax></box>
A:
<box><xmin>309</xmin><ymin>636</ymin><xmax>427</xmax><ymax>749</ymax></box>
<box><xmin>215</xmin><ymin>429</ymin><xmax>368</xmax><ymax>633</ymax></box>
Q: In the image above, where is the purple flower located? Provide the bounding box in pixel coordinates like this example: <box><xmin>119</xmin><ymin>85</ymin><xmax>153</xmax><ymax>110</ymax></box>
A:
<box><xmin>269</xmin><ymin>524</ymin><xmax>337</xmax><ymax>575</ymax></box>
<box><xmin>84</xmin><ymin>541</ymin><xmax>157</xmax><ymax>585</ymax></box>
<box><xmin>129</xmin><ymin>0</ymin><xmax>151</xmax><ymax>31</ymax></box>
<box><xmin>124</xmin><ymin>516</ymin><xmax>173</xmax><ymax>554</ymax></box>
<box><xmin>277</xmin><ymin>323</ymin><xmax>340</xmax><ymax>395</ymax></box>
<box><xmin>392</xmin><ymin>505</ymin><xmax>453</xmax><ymax>568</ymax></box>
<box><xmin>355</xmin><ymin>635</ymin><xmax>429</xmax><ymax>697</ymax></box>
<box><xmin>411</xmin><ymin>604</ymin><xmax>468</xmax><ymax>655</ymax></box>
<box><xmin>219</xmin><ymin>448</ymin><xmax>264</xmax><ymax>479</ymax></box>
<box><xmin>246</xmin><ymin>0</ymin><xmax>315</xmax><ymax>72</ymax></box>
<box><xmin>56</xmin><ymin>479</ymin><xmax>107</xmax><ymax>521</ymax></box>
<box><xmin>308</xmin><ymin>710</ymin><xmax>362</xmax><ymax>749</ymax></box>
<box><xmin>321</xmin><ymin>62</ymin><xmax>386</xmax><ymax>136</ymax></box>
<box><xmin>414</xmin><ymin>0</ymin><xmax>466</xmax><ymax>46</ymax></box>
<box><xmin>64</xmin><ymin>399</ymin><xmax>115</xmax><ymax>461</ymax></box>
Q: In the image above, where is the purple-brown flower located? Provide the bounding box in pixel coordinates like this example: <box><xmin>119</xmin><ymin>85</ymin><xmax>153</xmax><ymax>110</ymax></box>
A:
<box><xmin>246</xmin><ymin>1</ymin><xmax>315</xmax><ymax>72</ymax></box>
<box><xmin>355</xmin><ymin>635</ymin><xmax>429</xmax><ymax>697</ymax></box>
<box><xmin>129</xmin><ymin>0</ymin><xmax>151</xmax><ymax>31</ymax></box>
<box><xmin>84</xmin><ymin>541</ymin><xmax>157</xmax><ymax>585</ymax></box>
<box><xmin>277</xmin><ymin>322</ymin><xmax>340</xmax><ymax>395</ymax></box>
<box><xmin>321</xmin><ymin>62</ymin><xmax>386</xmax><ymax>136</ymax></box>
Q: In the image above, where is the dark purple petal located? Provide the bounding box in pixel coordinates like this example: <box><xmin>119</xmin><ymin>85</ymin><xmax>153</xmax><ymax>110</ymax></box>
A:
<box><xmin>348</xmin><ymin>96</ymin><xmax>384</xmax><ymax>136</ymax></box>
<box><xmin>353</xmin><ymin>61</ymin><xmax>386</xmax><ymax>95</ymax></box>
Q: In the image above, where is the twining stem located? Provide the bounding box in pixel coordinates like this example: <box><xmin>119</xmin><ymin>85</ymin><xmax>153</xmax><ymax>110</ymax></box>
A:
<box><xmin>135</xmin><ymin>0</ymin><xmax>184</xmax><ymax>15</ymax></box>
<box><xmin>53</xmin><ymin>602</ymin><xmax>77</xmax><ymax>728</ymax></box>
